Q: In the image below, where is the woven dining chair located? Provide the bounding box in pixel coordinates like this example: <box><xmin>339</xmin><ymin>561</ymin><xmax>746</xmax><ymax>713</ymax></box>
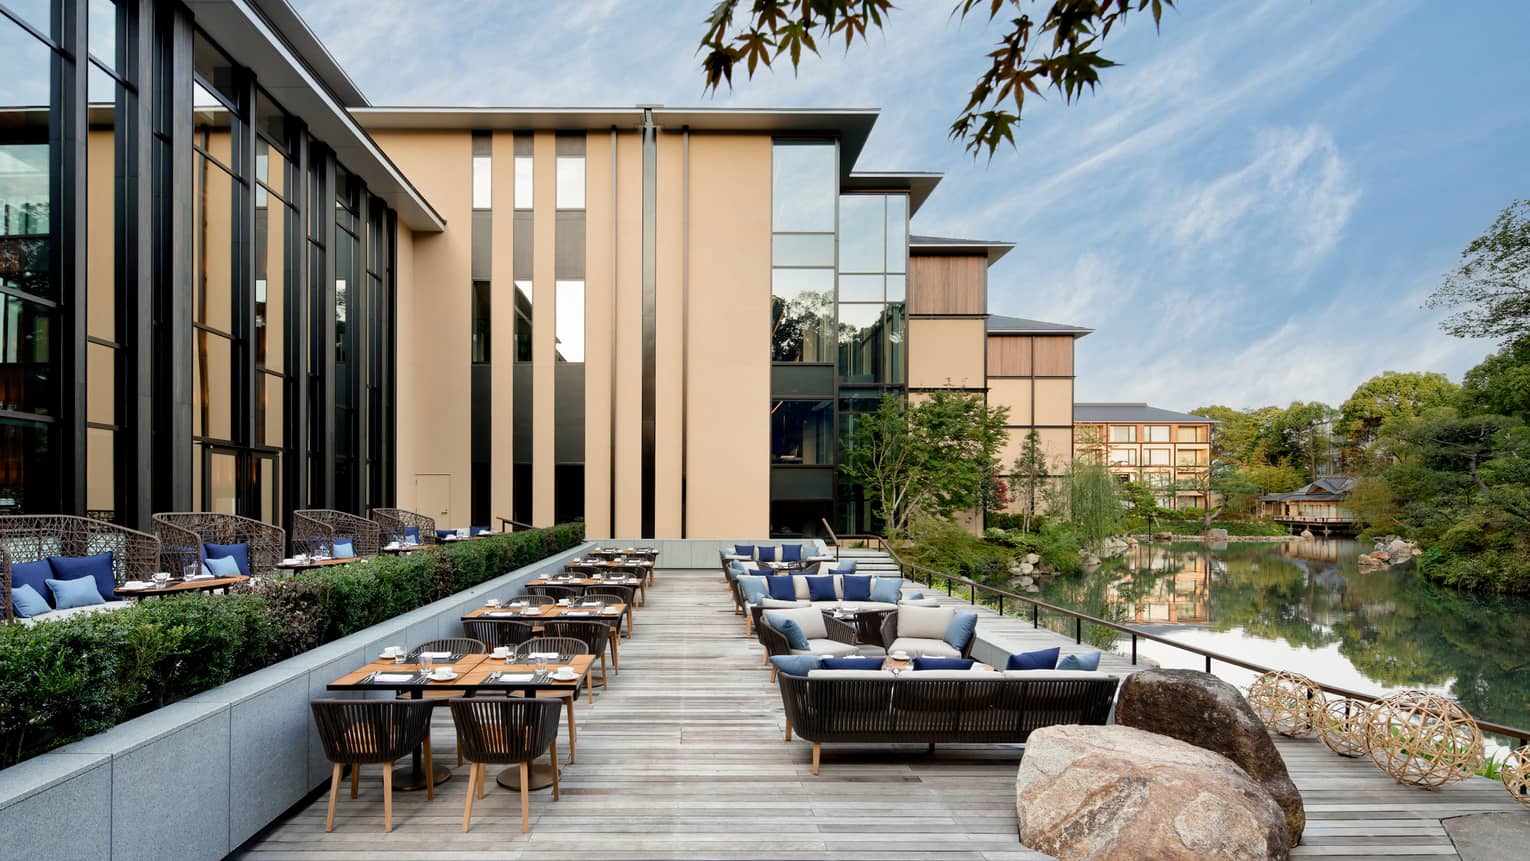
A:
<box><xmin>516</xmin><ymin>594</ymin><xmax>556</xmax><ymax>607</ymax></box>
<box><xmin>543</xmin><ymin>620</ymin><xmax>612</xmax><ymax>692</ymax></box>
<box><xmin>310</xmin><ymin>698</ymin><xmax>436</xmax><ymax>833</ymax></box>
<box><xmin>461</xmin><ymin>619</ymin><xmax>538</xmax><ymax>649</ymax></box>
<box><xmin>400</xmin><ymin>638</ymin><xmax>488</xmax><ymax>766</ymax></box>
<box><xmin>512</xmin><ymin>636</ymin><xmax>588</xmax><ymax>756</ymax></box>
<box><xmin>448</xmin><ymin>698</ymin><xmax>563</xmax><ymax>833</ymax></box>
<box><xmin>583</xmin><ymin>586</ymin><xmax>636</xmax><ymax>637</ymax></box>
<box><xmin>527</xmin><ymin>584</ymin><xmax>580</xmax><ymax>601</ymax></box>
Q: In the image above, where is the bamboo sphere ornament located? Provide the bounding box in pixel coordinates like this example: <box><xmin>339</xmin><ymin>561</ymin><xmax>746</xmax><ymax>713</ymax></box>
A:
<box><xmin>1363</xmin><ymin>690</ymin><xmax>1485</xmax><ymax>788</ymax></box>
<box><xmin>1318</xmin><ymin>698</ymin><xmax>1371</xmax><ymax>758</ymax></box>
<box><xmin>1502</xmin><ymin>745</ymin><xmax>1530</xmax><ymax>807</ymax></box>
<box><xmin>1247</xmin><ymin>670</ymin><xmax>1326</xmax><ymax>737</ymax></box>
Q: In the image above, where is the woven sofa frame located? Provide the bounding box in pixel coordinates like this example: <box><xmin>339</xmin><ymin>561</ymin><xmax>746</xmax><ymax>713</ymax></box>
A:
<box><xmin>292</xmin><ymin>509</ymin><xmax>382</xmax><ymax>558</ymax></box>
<box><xmin>152</xmin><ymin>512</ymin><xmax>286</xmax><ymax>577</ymax></box>
<box><xmin>0</xmin><ymin>515</ymin><xmax>160</xmax><ymax>621</ymax></box>
<box><xmin>776</xmin><ymin>671</ymin><xmax>1120</xmax><ymax>774</ymax></box>
<box><xmin>370</xmin><ymin>508</ymin><xmax>438</xmax><ymax>546</ymax></box>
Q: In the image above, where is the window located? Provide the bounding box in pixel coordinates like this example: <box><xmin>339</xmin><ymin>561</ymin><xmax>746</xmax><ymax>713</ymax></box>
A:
<box><xmin>1145</xmin><ymin>448</ymin><xmax>1170</xmax><ymax>466</ymax></box>
<box><xmin>1144</xmin><ymin>471</ymin><xmax>1172</xmax><ymax>489</ymax></box>
<box><xmin>1176</xmin><ymin>448</ymin><xmax>1207</xmax><ymax>467</ymax></box>
<box><xmin>1145</xmin><ymin>425</ymin><xmax>1170</xmax><ymax>442</ymax></box>
<box><xmin>1108</xmin><ymin>448</ymin><xmax>1137</xmax><ymax>466</ymax></box>
<box><xmin>471</xmin><ymin>281</ymin><xmax>490</xmax><ymax>363</ymax></box>
<box><xmin>771</xmin><ymin>141</ymin><xmax>836</xmax><ymax>365</ymax></box>
<box><xmin>772</xmin><ymin>400</ymin><xmax>834</xmax><ymax>465</ymax></box>
<box><xmin>1177</xmin><ymin>424</ymin><xmax>1207</xmax><ymax>443</ymax></box>
<box><xmin>472</xmin><ymin>153</ymin><xmax>491</xmax><ymax>208</ymax></box>
<box><xmin>771</xmin><ymin>143</ymin><xmax>836</xmax><ymax>232</ymax></box>
<box><xmin>772</xmin><ymin>268</ymin><xmax>833</xmax><ymax>362</ymax></box>
<box><xmin>1109</xmin><ymin>425</ymin><xmax>1136</xmax><ymax>443</ymax></box>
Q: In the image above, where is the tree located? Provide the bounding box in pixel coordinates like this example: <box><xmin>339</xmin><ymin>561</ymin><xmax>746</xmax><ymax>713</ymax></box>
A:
<box><xmin>1460</xmin><ymin>336</ymin><xmax>1530</xmax><ymax>424</ymax></box>
<box><xmin>1011</xmin><ymin>430</ymin><xmax>1047</xmax><ymax>533</ymax></box>
<box><xmin>1426</xmin><ymin>199</ymin><xmax>1530</xmax><ymax>342</ymax></box>
<box><xmin>840</xmin><ymin>391</ymin><xmax>1009</xmax><ymax>534</ymax></box>
<box><xmin>1174</xmin><ymin>461</ymin><xmax>1258</xmax><ymax>534</ymax></box>
<box><xmin>1046</xmin><ymin>460</ymin><xmax>1124</xmax><ymax>547</ymax></box>
<box><xmin>697</xmin><ymin>0</ymin><xmax>1177</xmax><ymax>157</ymax></box>
<box><xmin>1337</xmin><ymin>372</ymin><xmax>1458</xmax><ymax>450</ymax></box>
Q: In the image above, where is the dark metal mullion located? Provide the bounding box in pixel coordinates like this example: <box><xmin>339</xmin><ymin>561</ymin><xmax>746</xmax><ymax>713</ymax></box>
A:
<box><xmin>640</xmin><ymin>110</ymin><xmax>656</xmax><ymax>539</ymax></box>
<box><xmin>59</xmin><ymin>0</ymin><xmax>88</xmax><ymax>514</ymax></box>
<box><xmin>384</xmin><ymin>208</ymin><xmax>397</xmax><ymax>507</ymax></box>
<box><xmin>284</xmin><ymin>122</ymin><xmax>309</xmax><ymax>532</ymax></box>
<box><xmin>118</xmin><ymin>0</ymin><xmax>153</xmax><ymax>530</ymax></box>
<box><xmin>318</xmin><ymin>151</ymin><xmax>337</xmax><ymax>507</ymax></box>
<box><xmin>152</xmin><ymin>0</ymin><xmax>194</xmax><ymax>513</ymax></box>
<box><xmin>353</xmin><ymin>192</ymin><xmax>369</xmax><ymax>512</ymax></box>
<box><xmin>233</xmin><ymin>66</ymin><xmax>259</xmax><ymax>518</ymax></box>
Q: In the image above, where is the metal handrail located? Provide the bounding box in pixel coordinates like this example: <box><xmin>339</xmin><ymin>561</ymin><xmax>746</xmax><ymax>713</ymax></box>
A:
<box><xmin>840</xmin><ymin>531</ymin><xmax>1530</xmax><ymax>744</ymax></box>
<box><xmin>496</xmin><ymin>516</ymin><xmax>535</xmax><ymax>533</ymax></box>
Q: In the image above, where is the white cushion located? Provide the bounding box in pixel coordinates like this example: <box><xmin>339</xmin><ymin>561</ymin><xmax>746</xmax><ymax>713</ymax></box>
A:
<box><xmin>18</xmin><ymin>601</ymin><xmax>128</xmax><ymax>627</ymax></box>
<box><xmin>793</xmin><ymin>576</ymin><xmax>811</xmax><ymax>601</ymax></box>
<box><xmin>1001</xmin><ymin>670</ymin><xmax>1118</xmax><ymax>681</ymax></box>
<box><xmin>896</xmin><ymin>604</ymin><xmax>955</xmax><ymax>640</ymax></box>
<box><xmin>760</xmin><ymin>598</ymin><xmax>806</xmax><ymax>609</ymax></box>
<box><xmin>794</xmin><ymin>639</ymin><xmax>859</xmax><ymax>657</ymax></box>
<box><xmin>888</xmin><ymin>637</ymin><xmax>960</xmax><ymax>658</ymax></box>
<box><xmin>806</xmin><ymin>669</ymin><xmax>895</xmax><ymax>680</ymax></box>
<box><xmin>808</xmin><ymin>601</ymin><xmax>898</xmax><ymax>612</ymax></box>
<box><xmin>898</xmin><ymin>597</ymin><xmax>940</xmax><ymax>607</ymax></box>
<box><xmin>903</xmin><ymin>670</ymin><xmax>1005</xmax><ymax>681</ymax></box>
<box><xmin>770</xmin><ymin>606</ymin><xmax>828</xmax><ymax>639</ymax></box>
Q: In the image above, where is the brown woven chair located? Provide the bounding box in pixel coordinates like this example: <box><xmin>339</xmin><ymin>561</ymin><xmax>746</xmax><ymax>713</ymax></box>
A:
<box><xmin>516</xmin><ymin>594</ymin><xmax>555</xmax><ymax>607</ymax></box>
<box><xmin>151</xmin><ymin>512</ymin><xmax>285</xmax><ymax>578</ymax></box>
<box><xmin>310</xmin><ymin>698</ymin><xmax>436</xmax><ymax>832</ymax></box>
<box><xmin>0</xmin><ymin>515</ymin><xmax>160</xmax><ymax>621</ymax></box>
<box><xmin>583</xmin><ymin>586</ymin><xmax>636</xmax><ymax>637</ymax></box>
<box><xmin>543</xmin><ymin>620</ymin><xmax>612</xmax><ymax>691</ymax></box>
<box><xmin>370</xmin><ymin>508</ymin><xmax>438</xmax><ymax>546</ymax></box>
<box><xmin>400</xmin><ymin>638</ymin><xmax>487</xmax><ymax>766</ymax></box>
<box><xmin>448</xmin><ymin>698</ymin><xmax>563</xmax><ymax>833</ymax></box>
<box><xmin>513</xmin><ymin>637</ymin><xmax>589</xmax><ymax>754</ymax></box>
<box><xmin>292</xmin><ymin>509</ymin><xmax>381</xmax><ymax>559</ymax></box>
<box><xmin>757</xmin><ymin>612</ymin><xmax>858</xmax><ymax>680</ymax></box>
<box><xmin>462</xmin><ymin>619</ymin><xmax>538</xmax><ymax>650</ymax></box>
<box><xmin>528</xmin><ymin>584</ymin><xmax>580</xmax><ymax>601</ymax></box>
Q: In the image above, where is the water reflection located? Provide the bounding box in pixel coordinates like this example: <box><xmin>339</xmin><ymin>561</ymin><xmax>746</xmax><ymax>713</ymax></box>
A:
<box><xmin>1033</xmin><ymin>538</ymin><xmax>1530</xmax><ymax>739</ymax></box>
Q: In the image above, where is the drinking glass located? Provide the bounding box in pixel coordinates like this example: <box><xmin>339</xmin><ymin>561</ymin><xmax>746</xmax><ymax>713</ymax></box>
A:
<box><xmin>156</xmin><ymin>571</ymin><xmax>173</xmax><ymax>589</ymax></box>
<box><xmin>535</xmin><ymin>654</ymin><xmax>548</xmax><ymax>677</ymax></box>
<box><xmin>419</xmin><ymin>654</ymin><xmax>435</xmax><ymax>677</ymax></box>
<box><xmin>390</xmin><ymin>645</ymin><xmax>405</xmax><ymax>664</ymax></box>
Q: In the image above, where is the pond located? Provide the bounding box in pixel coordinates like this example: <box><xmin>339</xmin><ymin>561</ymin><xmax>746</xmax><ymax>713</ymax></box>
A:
<box><xmin>1031</xmin><ymin>538</ymin><xmax>1530</xmax><ymax>747</ymax></box>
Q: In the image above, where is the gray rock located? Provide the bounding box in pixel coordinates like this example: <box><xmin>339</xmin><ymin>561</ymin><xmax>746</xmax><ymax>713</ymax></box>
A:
<box><xmin>1025</xmin><ymin>553</ymin><xmax>1041</xmax><ymax>565</ymax></box>
<box><xmin>1016</xmin><ymin>724</ymin><xmax>1289</xmax><ymax>860</ymax></box>
<box><xmin>1209</xmin><ymin>528</ymin><xmax>1229</xmax><ymax>539</ymax></box>
<box><xmin>1115</xmin><ymin>669</ymin><xmax>1305</xmax><ymax>845</ymax></box>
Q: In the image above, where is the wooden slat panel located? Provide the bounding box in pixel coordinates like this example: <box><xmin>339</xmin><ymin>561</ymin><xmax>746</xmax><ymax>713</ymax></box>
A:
<box><xmin>986</xmin><ymin>336</ymin><xmax>1031</xmax><ymax>376</ymax></box>
<box><xmin>909</xmin><ymin>255</ymin><xmax>986</xmax><ymax>315</ymax></box>
<box><xmin>1032</xmin><ymin>336</ymin><xmax>1073</xmax><ymax>376</ymax></box>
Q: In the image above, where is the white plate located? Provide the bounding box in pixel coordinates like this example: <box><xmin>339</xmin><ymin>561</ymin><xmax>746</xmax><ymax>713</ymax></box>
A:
<box><xmin>521</xmin><ymin>608</ymin><xmax>542</xmax><ymax>616</ymax></box>
<box><xmin>602</xmin><ymin>607</ymin><xmax>620</xmax><ymax>614</ymax></box>
<box><xmin>429</xmin><ymin>672</ymin><xmax>458</xmax><ymax>681</ymax></box>
<box><xmin>552</xmin><ymin>673</ymin><xmax>577</xmax><ymax>682</ymax></box>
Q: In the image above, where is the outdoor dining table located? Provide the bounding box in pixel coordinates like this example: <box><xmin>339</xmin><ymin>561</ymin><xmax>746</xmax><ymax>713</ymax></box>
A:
<box><xmin>118</xmin><ymin>574</ymin><xmax>250</xmax><ymax>598</ymax></box>
<box><xmin>379</xmin><ymin>543</ymin><xmax>434</xmax><ymax>555</ymax></box>
<box><xmin>462</xmin><ymin>601</ymin><xmax>629</xmax><ymax>664</ymax></box>
<box><xmin>275</xmin><ymin>557</ymin><xmax>356</xmax><ymax>572</ymax></box>
<box><xmin>326</xmin><ymin>653</ymin><xmax>596</xmax><ymax>791</ymax></box>
<box><xmin>565</xmin><ymin>557</ymin><xmax>654</xmax><ymax>587</ymax></box>
<box><xmin>542</xmin><ymin>570</ymin><xmax>648</xmax><ymax>605</ymax></box>
<box><xmin>587</xmin><ymin>547</ymin><xmax>657</xmax><ymax>560</ymax></box>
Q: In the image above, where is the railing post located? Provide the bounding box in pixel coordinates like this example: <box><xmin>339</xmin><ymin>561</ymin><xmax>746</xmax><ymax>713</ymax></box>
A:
<box><xmin>1205</xmin><ymin>655</ymin><xmax>1212</xmax><ymax>673</ymax></box>
<box><xmin>969</xmin><ymin>583</ymin><xmax>975</xmax><ymax>604</ymax></box>
<box><xmin>997</xmin><ymin>596</ymin><xmax>1004</xmax><ymax>616</ymax></box>
<box><xmin>1031</xmin><ymin>604</ymin><xmax>1038</xmax><ymax>628</ymax></box>
<box><xmin>1131</xmin><ymin>634</ymin><xmax>1137</xmax><ymax>665</ymax></box>
<box><xmin>1074</xmin><ymin>617</ymin><xmax>1082</xmax><ymax>644</ymax></box>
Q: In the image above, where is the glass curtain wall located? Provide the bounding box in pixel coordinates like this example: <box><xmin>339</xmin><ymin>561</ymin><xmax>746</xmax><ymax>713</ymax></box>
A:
<box><xmin>769</xmin><ymin>140</ymin><xmax>837</xmax><ymax>536</ymax></box>
<box><xmin>253</xmin><ymin>89</ymin><xmax>294</xmax><ymax>524</ymax></box>
<box><xmin>553</xmin><ymin>134</ymin><xmax>585</xmax><ymax>524</ymax></box>
<box><xmin>469</xmin><ymin>130</ymin><xmax>490</xmax><ymax>527</ymax></box>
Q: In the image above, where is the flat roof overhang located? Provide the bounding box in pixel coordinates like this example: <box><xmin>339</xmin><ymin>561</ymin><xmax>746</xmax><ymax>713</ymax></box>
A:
<box><xmin>909</xmin><ymin>235</ymin><xmax>1014</xmax><ymax>265</ymax></box>
<box><xmin>843</xmin><ymin>171</ymin><xmax>942</xmax><ymax>214</ymax></box>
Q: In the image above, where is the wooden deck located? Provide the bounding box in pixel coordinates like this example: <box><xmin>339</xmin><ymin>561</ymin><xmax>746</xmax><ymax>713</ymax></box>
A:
<box><xmin>239</xmin><ymin>568</ymin><xmax>1525</xmax><ymax>860</ymax></box>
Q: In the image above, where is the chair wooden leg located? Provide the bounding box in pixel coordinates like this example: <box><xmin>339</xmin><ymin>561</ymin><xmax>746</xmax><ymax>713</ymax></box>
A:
<box><xmin>549</xmin><ymin>741</ymin><xmax>561</xmax><ymax>801</ymax></box>
<box><xmin>600</xmin><ymin>656</ymin><xmax>608</xmax><ymax>689</ymax></box>
<box><xmin>812</xmin><ymin>742</ymin><xmax>821</xmax><ymax>776</ymax></box>
<box><xmin>423</xmin><ymin>739</ymin><xmax>435</xmax><ymax>801</ymax></box>
<box><xmin>325</xmin><ymin>763</ymin><xmax>342</xmax><ymax>833</ymax></box>
<box><xmin>586</xmin><ymin>676</ymin><xmax>594</xmax><ymax>705</ymax></box>
<box><xmin>565</xmin><ymin>698</ymin><xmax>577</xmax><ymax>763</ymax></box>
<box><xmin>382</xmin><ymin>764</ymin><xmax>394</xmax><ymax>833</ymax></box>
<box><xmin>771</xmin><ymin>665</ymin><xmax>778</xmax><ymax>684</ymax></box>
<box><xmin>519</xmin><ymin>762</ymin><xmax>530</xmax><ymax>833</ymax></box>
<box><xmin>478</xmin><ymin>761</ymin><xmax>487</xmax><ymax>799</ymax></box>
<box><xmin>461</xmin><ymin>763</ymin><xmax>479</xmax><ymax>833</ymax></box>
<box><xmin>350</xmin><ymin>763</ymin><xmax>359</xmax><ymax>799</ymax></box>
<box><xmin>609</xmin><ymin>635</ymin><xmax>619</xmax><ymax>674</ymax></box>
<box><xmin>784</xmin><ymin>722</ymin><xmax>792</xmax><ymax>742</ymax></box>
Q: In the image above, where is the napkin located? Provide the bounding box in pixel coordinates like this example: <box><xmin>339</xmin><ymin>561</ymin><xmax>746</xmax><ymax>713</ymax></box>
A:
<box><xmin>580</xmin><ymin>601</ymin><xmax>601</xmax><ymax>607</ymax></box>
<box><xmin>565</xmin><ymin>610</ymin><xmax>591</xmax><ymax>617</ymax></box>
<box><xmin>527</xmin><ymin>652</ymin><xmax>560</xmax><ymax>660</ymax></box>
<box><xmin>185</xmin><ymin>572</ymin><xmax>215</xmax><ymax>581</ymax></box>
<box><xmin>121</xmin><ymin>580</ymin><xmax>149</xmax><ymax>589</ymax></box>
<box><xmin>497</xmin><ymin>673</ymin><xmax>534</xmax><ymax>683</ymax></box>
<box><xmin>418</xmin><ymin>651</ymin><xmax>451</xmax><ymax>660</ymax></box>
<box><xmin>373</xmin><ymin>673</ymin><xmax>417</xmax><ymax>684</ymax></box>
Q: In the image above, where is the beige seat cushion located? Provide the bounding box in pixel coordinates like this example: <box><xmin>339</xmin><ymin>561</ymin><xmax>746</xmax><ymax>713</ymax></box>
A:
<box><xmin>767</xmin><ymin>606</ymin><xmax>828</xmax><ymax>640</ymax></box>
<box><xmin>888</xmin><ymin>637</ymin><xmax>960</xmax><ymax>658</ymax></box>
<box><xmin>807</xmin><ymin>669</ymin><xmax>895</xmax><ymax>680</ymax></box>
<box><xmin>901</xmin><ymin>669</ymin><xmax>1005</xmax><ymax>681</ymax></box>
<box><xmin>896</xmin><ymin>604</ymin><xmax>954</xmax><ymax>640</ymax></box>
<box><xmin>793</xmin><ymin>639</ymin><xmax>859</xmax><ymax>657</ymax></box>
<box><xmin>1001</xmin><ymin>670</ymin><xmax>1117</xmax><ymax>681</ymax></box>
<box><xmin>760</xmin><ymin>597</ymin><xmax>807</xmax><ymax>609</ymax></box>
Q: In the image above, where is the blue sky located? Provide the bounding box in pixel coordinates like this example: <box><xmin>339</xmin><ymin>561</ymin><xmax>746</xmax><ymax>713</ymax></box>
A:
<box><xmin>292</xmin><ymin>0</ymin><xmax>1530</xmax><ymax>412</ymax></box>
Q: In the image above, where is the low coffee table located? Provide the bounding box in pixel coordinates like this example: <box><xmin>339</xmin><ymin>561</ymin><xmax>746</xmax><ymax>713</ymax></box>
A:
<box><xmin>821</xmin><ymin>606</ymin><xmax>894</xmax><ymax>648</ymax></box>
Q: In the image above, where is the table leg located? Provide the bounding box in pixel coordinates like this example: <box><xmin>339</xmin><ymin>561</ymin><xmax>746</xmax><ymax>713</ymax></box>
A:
<box><xmin>394</xmin><ymin>690</ymin><xmax>451</xmax><ymax>792</ymax></box>
<box><xmin>497</xmin><ymin>763</ymin><xmax>556</xmax><ymax>791</ymax></box>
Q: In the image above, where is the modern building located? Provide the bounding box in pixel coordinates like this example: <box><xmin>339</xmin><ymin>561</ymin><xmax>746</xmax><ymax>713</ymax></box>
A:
<box><xmin>1073</xmin><ymin>403</ymin><xmax>1215</xmax><ymax>511</ymax></box>
<box><xmin>1</xmin><ymin>0</ymin><xmax>1039</xmax><ymax>540</ymax></box>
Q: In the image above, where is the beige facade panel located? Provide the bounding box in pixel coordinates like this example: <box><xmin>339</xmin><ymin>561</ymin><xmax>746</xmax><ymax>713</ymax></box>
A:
<box><xmin>986</xmin><ymin>335</ymin><xmax>1031</xmax><ymax>376</ymax></box>
<box><xmin>394</xmin><ymin>220</ymin><xmax>418</xmax><ymax>511</ymax></box>
<box><xmin>582</xmin><ymin>132</ymin><xmax>614</xmax><ymax>539</ymax></box>
<box><xmin>532</xmin><ymin>132</ymin><xmax>557</xmax><ymax>525</ymax></box>
<box><xmin>908</xmin><ymin>318</ymin><xmax>985</xmax><ymax>388</ymax></box>
<box><xmin>612</xmin><ymin>132</ymin><xmax>644</xmax><ymax>537</ymax></box>
<box><xmin>1036</xmin><ymin>427</ymin><xmax>1073</xmax><ymax>472</ymax></box>
<box><xmin>653</xmin><ymin>132</ymin><xmax>685</xmax><ymax>537</ymax></box>
<box><xmin>685</xmin><ymin>133</ymin><xmax>772</xmax><ymax>537</ymax></box>
<box><xmin>1033</xmin><ymin>378</ymin><xmax>1074</xmax><ymax>426</ymax></box>
<box><xmin>489</xmin><ymin>132</ymin><xmax>517</xmax><ymax>524</ymax></box>
<box><xmin>987</xmin><ymin>378</ymin><xmax>1032</xmax><ymax>426</ymax></box>
<box><xmin>908</xmin><ymin>254</ymin><xmax>986</xmax><ymax>315</ymax></box>
<box><xmin>370</xmin><ymin>130</ymin><xmax>474</xmax><ymax>525</ymax></box>
<box><xmin>1033</xmin><ymin>335</ymin><xmax>1074</xmax><ymax>376</ymax></box>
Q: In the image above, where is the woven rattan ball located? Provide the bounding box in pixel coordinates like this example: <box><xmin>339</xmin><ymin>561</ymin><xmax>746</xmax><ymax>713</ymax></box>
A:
<box><xmin>1501</xmin><ymin>745</ymin><xmax>1530</xmax><ymax>807</ymax></box>
<box><xmin>1318</xmin><ymin>698</ymin><xmax>1371</xmax><ymax>758</ymax></box>
<box><xmin>1363</xmin><ymin>690</ymin><xmax>1484</xmax><ymax>788</ymax></box>
<box><xmin>1247</xmin><ymin>670</ymin><xmax>1326</xmax><ymax>737</ymax></box>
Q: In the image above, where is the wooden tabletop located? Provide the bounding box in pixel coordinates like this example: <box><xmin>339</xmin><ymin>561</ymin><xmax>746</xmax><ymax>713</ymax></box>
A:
<box><xmin>119</xmin><ymin>574</ymin><xmax>250</xmax><ymax>597</ymax></box>
<box><xmin>380</xmin><ymin>544</ymin><xmax>435</xmax><ymax>554</ymax></box>
<box><xmin>327</xmin><ymin>653</ymin><xmax>595</xmax><ymax>693</ymax></box>
<box><xmin>587</xmin><ymin>548</ymin><xmax>657</xmax><ymax>557</ymax></box>
<box><xmin>566</xmin><ymin>559</ymin><xmax>653</xmax><ymax>568</ymax></box>
<box><xmin>275</xmin><ymin>557</ymin><xmax>355</xmax><ymax>570</ymax></box>
<box><xmin>531</xmin><ymin>575</ymin><xmax>644</xmax><ymax>587</ymax></box>
<box><xmin>462</xmin><ymin>603</ymin><xmax>627</xmax><ymax>621</ymax></box>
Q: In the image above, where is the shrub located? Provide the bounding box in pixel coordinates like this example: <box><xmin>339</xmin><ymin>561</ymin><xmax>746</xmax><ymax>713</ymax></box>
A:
<box><xmin>0</xmin><ymin>524</ymin><xmax>582</xmax><ymax>769</ymax></box>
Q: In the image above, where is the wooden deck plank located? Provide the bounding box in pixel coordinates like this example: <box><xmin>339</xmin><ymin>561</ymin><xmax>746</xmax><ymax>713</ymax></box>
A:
<box><xmin>237</xmin><ymin>567</ymin><xmax>1522</xmax><ymax>860</ymax></box>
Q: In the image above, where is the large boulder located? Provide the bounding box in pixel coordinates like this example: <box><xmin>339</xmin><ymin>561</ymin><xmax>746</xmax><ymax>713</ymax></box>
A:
<box><xmin>1016</xmin><ymin>724</ymin><xmax>1289</xmax><ymax>860</ymax></box>
<box><xmin>1115</xmin><ymin>669</ymin><xmax>1304</xmax><ymax>845</ymax></box>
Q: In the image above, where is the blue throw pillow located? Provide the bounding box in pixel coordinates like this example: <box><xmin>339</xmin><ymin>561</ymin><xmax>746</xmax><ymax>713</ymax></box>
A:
<box><xmin>437</xmin><ymin>530</ymin><xmax>455</xmax><ymax>542</ymax></box>
<box><xmin>766</xmin><ymin>575</ymin><xmax>798</xmax><ymax>601</ymax></box>
<box><xmin>203</xmin><ymin>541</ymin><xmax>251</xmax><ymax>576</ymax></box>
<box><xmin>908</xmin><ymin>591</ymin><xmax>924</xmax><ymax>600</ymax></box>
<box><xmin>10</xmin><ymin>583</ymin><xmax>52</xmax><ymax>618</ymax></box>
<box><xmin>829</xmin><ymin>559</ymin><xmax>857</xmax><ymax>575</ymax></box>
<box><xmin>733</xmin><ymin>544</ymin><xmax>754</xmax><ymax>558</ymax></box>
<box><xmin>11</xmin><ymin>559</ymin><xmax>55</xmax><ymax>609</ymax></box>
<box><xmin>205</xmin><ymin>554</ymin><xmax>242</xmax><ymax>576</ymax></box>
<box><xmin>404</xmin><ymin>526</ymin><xmax>421</xmax><ymax>545</ymax></box>
<box><xmin>912</xmin><ymin>657</ymin><xmax>974</xmax><ymax>671</ymax></box>
<box><xmin>738</xmin><ymin>576</ymin><xmax>768</xmax><ymax>605</ymax></box>
<box><xmin>781</xmin><ymin>544</ymin><xmax>802</xmax><ymax>563</ymax></box>
<box><xmin>46</xmin><ymin>576</ymin><xmax>105</xmax><ymax>610</ymax></box>
<box><xmin>764</xmin><ymin>613</ymin><xmax>810</xmax><ymax>650</ymax></box>
<box><xmin>769</xmin><ymin>654</ymin><xmax>823</xmax><ymax>676</ymax></box>
<box><xmin>332</xmin><ymin>538</ymin><xmax>357</xmax><ymax>559</ymax></box>
<box><xmin>821</xmin><ymin>656</ymin><xmax>884</xmax><ymax>670</ymax></box>
<box><xmin>841</xmin><ymin>575</ymin><xmax>873</xmax><ymax>601</ymax></box>
<box><xmin>472</xmin><ymin>525</ymin><xmax>492</xmax><ymax>535</ymax></box>
<box><xmin>47</xmin><ymin>551</ymin><xmax>118</xmax><ymax>602</ymax></box>
<box><xmin>1006</xmin><ymin>647</ymin><xmax>1061</xmax><ymax>671</ymax></box>
<box><xmin>944</xmin><ymin>610</ymin><xmax>978</xmax><ymax>651</ymax></box>
<box><xmin>1058</xmin><ymin>651</ymin><xmax>1102</xmax><ymax>671</ymax></box>
<box><xmin>757</xmin><ymin>546</ymin><xmax>777</xmax><ymax>562</ymax></box>
<box><xmin>805</xmin><ymin>576</ymin><xmax>837</xmax><ymax>602</ymax></box>
<box><xmin>868</xmin><ymin>577</ymin><xmax>902</xmax><ymax>604</ymax></box>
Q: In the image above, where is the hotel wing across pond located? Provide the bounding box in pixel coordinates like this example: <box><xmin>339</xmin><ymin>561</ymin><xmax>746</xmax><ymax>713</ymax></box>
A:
<box><xmin>2</xmin><ymin>0</ymin><xmax>1184</xmax><ymax>540</ymax></box>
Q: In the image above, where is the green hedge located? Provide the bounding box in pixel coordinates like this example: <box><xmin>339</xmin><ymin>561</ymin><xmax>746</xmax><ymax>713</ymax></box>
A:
<box><xmin>0</xmin><ymin>523</ymin><xmax>583</xmax><ymax>770</ymax></box>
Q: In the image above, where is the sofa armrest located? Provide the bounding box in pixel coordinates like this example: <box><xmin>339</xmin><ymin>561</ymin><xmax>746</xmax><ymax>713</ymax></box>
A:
<box><xmin>879</xmin><ymin>611</ymin><xmax>898</xmax><ymax>647</ymax></box>
<box><xmin>823</xmin><ymin>614</ymin><xmax>857</xmax><ymax>645</ymax></box>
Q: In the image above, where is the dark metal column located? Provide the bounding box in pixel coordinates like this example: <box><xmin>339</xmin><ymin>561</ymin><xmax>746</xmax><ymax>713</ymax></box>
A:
<box><xmin>58</xmin><ymin>0</ymin><xmax>88</xmax><ymax>513</ymax></box>
<box><xmin>119</xmin><ymin>0</ymin><xmax>154</xmax><ymax>529</ymax></box>
<box><xmin>640</xmin><ymin>109</ymin><xmax>657</xmax><ymax>539</ymax></box>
